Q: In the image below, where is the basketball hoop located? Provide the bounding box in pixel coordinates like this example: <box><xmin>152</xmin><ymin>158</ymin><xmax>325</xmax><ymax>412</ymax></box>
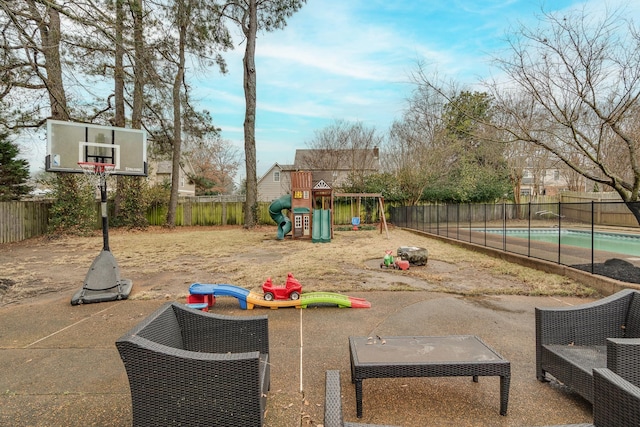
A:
<box><xmin>78</xmin><ymin>162</ymin><xmax>116</xmax><ymax>188</ymax></box>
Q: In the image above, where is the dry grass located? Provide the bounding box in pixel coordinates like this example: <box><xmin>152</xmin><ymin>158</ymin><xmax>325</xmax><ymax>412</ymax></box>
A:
<box><xmin>0</xmin><ymin>225</ymin><xmax>598</xmax><ymax>305</ymax></box>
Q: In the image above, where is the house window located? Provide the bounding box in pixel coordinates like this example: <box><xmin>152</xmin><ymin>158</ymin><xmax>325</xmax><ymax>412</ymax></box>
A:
<box><xmin>553</xmin><ymin>170</ymin><xmax>560</xmax><ymax>181</ymax></box>
<box><xmin>274</xmin><ymin>171</ymin><xmax>280</xmax><ymax>182</ymax></box>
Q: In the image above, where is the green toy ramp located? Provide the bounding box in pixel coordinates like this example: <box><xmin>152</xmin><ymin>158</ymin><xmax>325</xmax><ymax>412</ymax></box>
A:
<box><xmin>300</xmin><ymin>292</ymin><xmax>371</xmax><ymax>308</ymax></box>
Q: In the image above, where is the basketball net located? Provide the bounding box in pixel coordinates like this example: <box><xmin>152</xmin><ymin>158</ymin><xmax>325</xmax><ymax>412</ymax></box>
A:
<box><xmin>78</xmin><ymin>162</ymin><xmax>116</xmax><ymax>188</ymax></box>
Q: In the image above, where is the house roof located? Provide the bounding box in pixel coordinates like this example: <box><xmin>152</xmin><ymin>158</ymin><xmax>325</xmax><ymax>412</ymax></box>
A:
<box><xmin>156</xmin><ymin>161</ymin><xmax>173</xmax><ymax>174</ymax></box>
<box><xmin>153</xmin><ymin>159</ymin><xmax>195</xmax><ymax>175</ymax></box>
<box><xmin>257</xmin><ymin>162</ymin><xmax>296</xmax><ymax>184</ymax></box>
<box><xmin>294</xmin><ymin>148</ymin><xmax>380</xmax><ymax>171</ymax></box>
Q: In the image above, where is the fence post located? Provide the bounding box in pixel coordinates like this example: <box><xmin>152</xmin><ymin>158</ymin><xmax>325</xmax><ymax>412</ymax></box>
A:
<box><xmin>591</xmin><ymin>201</ymin><xmax>595</xmax><ymax>274</ymax></box>
<box><xmin>484</xmin><ymin>203</ymin><xmax>487</xmax><ymax>246</ymax></box>
<box><xmin>502</xmin><ymin>203</ymin><xmax>506</xmax><ymax>251</ymax></box>
<box><xmin>456</xmin><ymin>204</ymin><xmax>460</xmax><ymax>240</ymax></box>
<box><xmin>527</xmin><ymin>202</ymin><xmax>531</xmax><ymax>257</ymax></box>
<box><xmin>222</xmin><ymin>202</ymin><xmax>227</xmax><ymax>225</ymax></box>
<box><xmin>468</xmin><ymin>203</ymin><xmax>472</xmax><ymax>243</ymax></box>
<box><xmin>557</xmin><ymin>201</ymin><xmax>562</xmax><ymax>264</ymax></box>
<box><xmin>444</xmin><ymin>204</ymin><xmax>448</xmax><ymax>237</ymax></box>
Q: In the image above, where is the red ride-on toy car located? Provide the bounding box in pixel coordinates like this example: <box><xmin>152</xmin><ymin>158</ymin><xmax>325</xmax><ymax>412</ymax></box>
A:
<box><xmin>262</xmin><ymin>272</ymin><xmax>302</xmax><ymax>301</ymax></box>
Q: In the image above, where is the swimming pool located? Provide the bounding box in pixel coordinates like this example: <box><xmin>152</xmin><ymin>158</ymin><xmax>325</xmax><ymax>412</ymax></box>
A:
<box><xmin>479</xmin><ymin>228</ymin><xmax>640</xmax><ymax>257</ymax></box>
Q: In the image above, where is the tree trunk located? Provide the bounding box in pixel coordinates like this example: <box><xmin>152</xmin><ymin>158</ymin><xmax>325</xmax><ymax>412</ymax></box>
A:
<box><xmin>113</xmin><ymin>0</ymin><xmax>126</xmax><ymax>219</ymax></box>
<box><xmin>242</xmin><ymin>0</ymin><xmax>258</xmax><ymax>228</ymax></box>
<box><xmin>33</xmin><ymin>3</ymin><xmax>68</xmax><ymax>120</ymax></box>
<box><xmin>114</xmin><ymin>0</ymin><xmax>125</xmax><ymax>128</ymax></box>
<box><xmin>130</xmin><ymin>0</ymin><xmax>144</xmax><ymax>129</ymax></box>
<box><xmin>624</xmin><ymin>202</ymin><xmax>640</xmax><ymax>226</ymax></box>
<box><xmin>166</xmin><ymin>15</ymin><xmax>187</xmax><ymax>227</ymax></box>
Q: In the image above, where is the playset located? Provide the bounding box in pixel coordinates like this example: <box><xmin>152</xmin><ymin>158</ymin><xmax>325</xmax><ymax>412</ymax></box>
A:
<box><xmin>268</xmin><ymin>171</ymin><xmax>390</xmax><ymax>241</ymax></box>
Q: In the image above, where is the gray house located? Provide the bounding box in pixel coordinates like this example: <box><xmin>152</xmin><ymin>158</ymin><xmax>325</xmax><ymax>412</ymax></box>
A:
<box><xmin>148</xmin><ymin>159</ymin><xmax>196</xmax><ymax>197</ymax></box>
<box><xmin>257</xmin><ymin>148</ymin><xmax>380</xmax><ymax>202</ymax></box>
<box><xmin>257</xmin><ymin>163</ymin><xmax>295</xmax><ymax>202</ymax></box>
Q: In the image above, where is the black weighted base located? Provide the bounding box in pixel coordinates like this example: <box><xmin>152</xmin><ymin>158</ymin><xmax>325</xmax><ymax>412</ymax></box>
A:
<box><xmin>71</xmin><ymin>250</ymin><xmax>133</xmax><ymax>305</ymax></box>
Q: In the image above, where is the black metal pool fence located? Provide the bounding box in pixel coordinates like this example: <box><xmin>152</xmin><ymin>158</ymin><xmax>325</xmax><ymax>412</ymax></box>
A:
<box><xmin>389</xmin><ymin>201</ymin><xmax>640</xmax><ymax>284</ymax></box>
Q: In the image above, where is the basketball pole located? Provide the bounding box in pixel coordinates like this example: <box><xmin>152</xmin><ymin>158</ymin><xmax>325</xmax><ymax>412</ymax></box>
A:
<box><xmin>99</xmin><ymin>174</ymin><xmax>110</xmax><ymax>252</ymax></box>
<box><xmin>45</xmin><ymin>119</ymin><xmax>145</xmax><ymax>305</ymax></box>
<box><xmin>71</xmin><ymin>164</ymin><xmax>132</xmax><ymax>305</ymax></box>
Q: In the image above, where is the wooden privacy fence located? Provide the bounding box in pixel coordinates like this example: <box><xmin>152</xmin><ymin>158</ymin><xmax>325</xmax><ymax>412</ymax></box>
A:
<box><xmin>0</xmin><ymin>201</ymin><xmax>51</xmax><ymax>244</ymax></box>
<box><xmin>2</xmin><ymin>195</ymin><xmax>634</xmax><ymax>245</ymax></box>
<box><xmin>146</xmin><ymin>199</ymin><xmax>388</xmax><ymax>227</ymax></box>
<box><xmin>146</xmin><ymin>202</ymin><xmax>269</xmax><ymax>226</ymax></box>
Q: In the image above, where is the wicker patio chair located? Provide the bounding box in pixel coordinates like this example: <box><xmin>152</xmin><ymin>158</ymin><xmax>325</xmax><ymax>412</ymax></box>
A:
<box><xmin>536</xmin><ymin>288</ymin><xmax>640</xmax><ymax>403</ymax></box>
<box><xmin>539</xmin><ymin>367</ymin><xmax>640</xmax><ymax>426</ymax></box>
<box><xmin>116</xmin><ymin>301</ymin><xmax>270</xmax><ymax>427</ymax></box>
<box><xmin>324</xmin><ymin>370</ymin><xmax>399</xmax><ymax>427</ymax></box>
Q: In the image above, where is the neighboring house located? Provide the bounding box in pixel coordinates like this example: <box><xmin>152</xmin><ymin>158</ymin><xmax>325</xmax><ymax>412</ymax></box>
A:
<box><xmin>148</xmin><ymin>159</ymin><xmax>196</xmax><ymax>197</ymax></box>
<box><xmin>257</xmin><ymin>148</ymin><xmax>380</xmax><ymax>202</ymax></box>
<box><xmin>294</xmin><ymin>147</ymin><xmax>380</xmax><ymax>188</ymax></box>
<box><xmin>521</xmin><ymin>166</ymin><xmax>573</xmax><ymax>196</ymax></box>
<box><xmin>257</xmin><ymin>163</ymin><xmax>295</xmax><ymax>202</ymax></box>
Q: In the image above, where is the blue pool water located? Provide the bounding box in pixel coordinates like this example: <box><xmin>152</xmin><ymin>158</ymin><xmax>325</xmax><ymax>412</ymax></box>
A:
<box><xmin>481</xmin><ymin>228</ymin><xmax>640</xmax><ymax>257</ymax></box>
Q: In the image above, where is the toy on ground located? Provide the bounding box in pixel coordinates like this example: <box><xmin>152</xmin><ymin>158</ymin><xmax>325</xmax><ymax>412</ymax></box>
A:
<box><xmin>187</xmin><ymin>281</ymin><xmax>371</xmax><ymax>310</ymax></box>
<box><xmin>262</xmin><ymin>272</ymin><xmax>302</xmax><ymax>301</ymax></box>
<box><xmin>380</xmin><ymin>250</ymin><xmax>409</xmax><ymax>270</ymax></box>
<box><xmin>381</xmin><ymin>250</ymin><xmax>394</xmax><ymax>268</ymax></box>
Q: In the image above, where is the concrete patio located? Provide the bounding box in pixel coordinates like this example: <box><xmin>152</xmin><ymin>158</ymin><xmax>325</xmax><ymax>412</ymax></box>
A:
<box><xmin>0</xmin><ymin>291</ymin><xmax>595</xmax><ymax>426</ymax></box>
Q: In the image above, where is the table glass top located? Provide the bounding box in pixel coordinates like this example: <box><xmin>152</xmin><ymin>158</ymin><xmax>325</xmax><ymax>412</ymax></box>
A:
<box><xmin>350</xmin><ymin>335</ymin><xmax>504</xmax><ymax>364</ymax></box>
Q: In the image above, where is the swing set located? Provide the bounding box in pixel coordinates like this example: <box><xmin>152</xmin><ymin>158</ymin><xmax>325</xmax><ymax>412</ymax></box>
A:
<box><xmin>333</xmin><ymin>192</ymin><xmax>389</xmax><ymax>238</ymax></box>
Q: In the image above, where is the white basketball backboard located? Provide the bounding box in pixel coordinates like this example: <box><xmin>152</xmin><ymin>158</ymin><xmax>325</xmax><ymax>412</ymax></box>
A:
<box><xmin>46</xmin><ymin>119</ymin><xmax>147</xmax><ymax>176</ymax></box>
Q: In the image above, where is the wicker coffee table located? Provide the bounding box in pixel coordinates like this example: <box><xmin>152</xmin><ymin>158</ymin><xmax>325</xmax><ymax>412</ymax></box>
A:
<box><xmin>349</xmin><ymin>335</ymin><xmax>510</xmax><ymax>417</ymax></box>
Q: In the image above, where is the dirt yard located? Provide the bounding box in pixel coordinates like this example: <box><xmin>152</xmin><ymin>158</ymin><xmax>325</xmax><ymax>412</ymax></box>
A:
<box><xmin>0</xmin><ymin>225</ymin><xmax>598</xmax><ymax>307</ymax></box>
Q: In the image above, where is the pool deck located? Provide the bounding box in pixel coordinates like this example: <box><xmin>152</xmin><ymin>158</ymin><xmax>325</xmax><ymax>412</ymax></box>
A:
<box><xmin>0</xmin><ymin>291</ymin><xmax>597</xmax><ymax>426</ymax></box>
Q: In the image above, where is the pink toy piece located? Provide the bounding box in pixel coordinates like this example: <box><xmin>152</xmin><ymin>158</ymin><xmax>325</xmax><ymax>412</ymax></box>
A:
<box><xmin>395</xmin><ymin>260</ymin><xmax>410</xmax><ymax>270</ymax></box>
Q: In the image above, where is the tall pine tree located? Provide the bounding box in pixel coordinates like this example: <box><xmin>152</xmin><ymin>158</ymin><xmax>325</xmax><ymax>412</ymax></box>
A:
<box><xmin>0</xmin><ymin>133</ymin><xmax>31</xmax><ymax>201</ymax></box>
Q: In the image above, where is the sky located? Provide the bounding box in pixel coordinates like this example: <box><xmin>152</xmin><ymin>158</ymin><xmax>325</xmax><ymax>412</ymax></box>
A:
<box><xmin>19</xmin><ymin>0</ymin><xmax>640</xmax><ymax>183</ymax></box>
<box><xmin>200</xmin><ymin>0</ymin><xmax>615</xmax><ymax>182</ymax></box>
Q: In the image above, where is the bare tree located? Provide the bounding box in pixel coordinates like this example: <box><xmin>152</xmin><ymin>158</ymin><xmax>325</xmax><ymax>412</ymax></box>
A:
<box><xmin>486</xmin><ymin>5</ymin><xmax>640</xmax><ymax>223</ymax></box>
<box><xmin>303</xmin><ymin>119</ymin><xmax>382</xmax><ymax>190</ymax></box>
<box><xmin>384</xmin><ymin>73</ymin><xmax>452</xmax><ymax>205</ymax></box>
<box><xmin>386</xmin><ymin>118</ymin><xmax>441</xmax><ymax>205</ymax></box>
<box><xmin>395</xmin><ymin>66</ymin><xmax>511</xmax><ymax>204</ymax></box>
<box><xmin>560</xmin><ymin>151</ymin><xmax>590</xmax><ymax>192</ymax></box>
<box><xmin>218</xmin><ymin>0</ymin><xmax>307</xmax><ymax>228</ymax></box>
<box><xmin>187</xmin><ymin>136</ymin><xmax>241</xmax><ymax>194</ymax></box>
